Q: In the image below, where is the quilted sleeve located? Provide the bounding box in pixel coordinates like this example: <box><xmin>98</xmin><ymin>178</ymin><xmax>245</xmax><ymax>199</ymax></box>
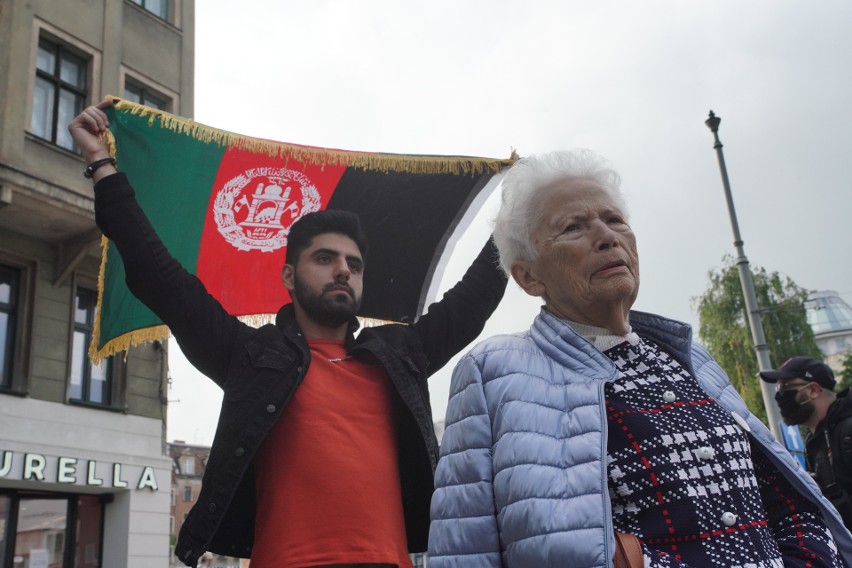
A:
<box><xmin>428</xmin><ymin>353</ymin><xmax>502</xmax><ymax>567</ymax></box>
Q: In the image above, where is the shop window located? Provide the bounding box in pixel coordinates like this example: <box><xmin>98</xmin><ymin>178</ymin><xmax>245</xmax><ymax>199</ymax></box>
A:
<box><xmin>124</xmin><ymin>81</ymin><xmax>169</xmax><ymax>111</ymax></box>
<box><xmin>74</xmin><ymin>495</ymin><xmax>103</xmax><ymax>568</ymax></box>
<box><xmin>0</xmin><ymin>491</ymin><xmax>103</xmax><ymax>568</ymax></box>
<box><xmin>69</xmin><ymin>288</ymin><xmax>123</xmax><ymax>407</ymax></box>
<box><xmin>130</xmin><ymin>0</ymin><xmax>169</xmax><ymax>21</ymax></box>
<box><xmin>0</xmin><ymin>494</ymin><xmax>9</xmax><ymax>565</ymax></box>
<box><xmin>31</xmin><ymin>36</ymin><xmax>87</xmax><ymax>152</ymax></box>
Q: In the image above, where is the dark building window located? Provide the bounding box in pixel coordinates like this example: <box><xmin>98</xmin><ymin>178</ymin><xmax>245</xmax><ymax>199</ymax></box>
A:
<box><xmin>0</xmin><ymin>265</ymin><xmax>19</xmax><ymax>390</ymax></box>
<box><xmin>183</xmin><ymin>486</ymin><xmax>192</xmax><ymax>502</ymax></box>
<box><xmin>69</xmin><ymin>288</ymin><xmax>112</xmax><ymax>405</ymax></box>
<box><xmin>124</xmin><ymin>82</ymin><xmax>169</xmax><ymax>111</ymax></box>
<box><xmin>130</xmin><ymin>0</ymin><xmax>169</xmax><ymax>20</ymax></box>
<box><xmin>0</xmin><ymin>491</ymin><xmax>103</xmax><ymax>568</ymax></box>
<box><xmin>31</xmin><ymin>36</ymin><xmax>87</xmax><ymax>152</ymax></box>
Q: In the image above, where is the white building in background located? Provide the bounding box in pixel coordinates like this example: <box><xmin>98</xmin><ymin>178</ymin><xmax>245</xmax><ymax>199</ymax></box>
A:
<box><xmin>806</xmin><ymin>290</ymin><xmax>852</xmax><ymax>374</ymax></box>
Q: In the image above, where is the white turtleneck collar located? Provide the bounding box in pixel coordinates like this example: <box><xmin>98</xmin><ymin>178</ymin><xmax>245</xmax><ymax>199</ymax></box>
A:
<box><xmin>565</xmin><ymin>319</ymin><xmax>640</xmax><ymax>352</ymax></box>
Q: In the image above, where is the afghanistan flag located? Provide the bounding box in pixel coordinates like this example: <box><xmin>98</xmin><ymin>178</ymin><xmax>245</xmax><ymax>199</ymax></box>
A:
<box><xmin>91</xmin><ymin>97</ymin><xmax>513</xmax><ymax>362</ymax></box>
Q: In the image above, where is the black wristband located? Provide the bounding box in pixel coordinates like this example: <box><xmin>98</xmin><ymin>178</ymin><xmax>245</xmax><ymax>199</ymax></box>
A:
<box><xmin>83</xmin><ymin>157</ymin><xmax>116</xmax><ymax>179</ymax></box>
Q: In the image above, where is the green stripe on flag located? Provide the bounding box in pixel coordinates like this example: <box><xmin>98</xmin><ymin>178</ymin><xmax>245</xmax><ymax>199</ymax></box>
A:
<box><xmin>97</xmin><ymin>106</ymin><xmax>226</xmax><ymax>351</ymax></box>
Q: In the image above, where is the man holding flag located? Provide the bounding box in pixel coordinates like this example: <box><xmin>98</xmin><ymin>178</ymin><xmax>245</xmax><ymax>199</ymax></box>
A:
<box><xmin>69</xmin><ymin>101</ymin><xmax>508</xmax><ymax>568</ymax></box>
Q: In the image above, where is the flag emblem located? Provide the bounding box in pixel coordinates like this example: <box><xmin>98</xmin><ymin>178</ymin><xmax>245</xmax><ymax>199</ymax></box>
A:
<box><xmin>213</xmin><ymin>167</ymin><xmax>322</xmax><ymax>252</ymax></box>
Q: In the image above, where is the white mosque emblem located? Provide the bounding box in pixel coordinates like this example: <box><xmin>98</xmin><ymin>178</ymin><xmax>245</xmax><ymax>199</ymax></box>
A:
<box><xmin>213</xmin><ymin>167</ymin><xmax>322</xmax><ymax>252</ymax></box>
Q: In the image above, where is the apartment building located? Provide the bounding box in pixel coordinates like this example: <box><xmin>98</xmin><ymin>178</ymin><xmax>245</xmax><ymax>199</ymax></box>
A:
<box><xmin>0</xmin><ymin>1</ymin><xmax>194</xmax><ymax>566</ymax></box>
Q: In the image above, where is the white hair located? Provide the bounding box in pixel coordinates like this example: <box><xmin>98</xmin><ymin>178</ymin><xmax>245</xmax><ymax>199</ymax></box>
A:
<box><xmin>492</xmin><ymin>149</ymin><xmax>627</xmax><ymax>275</ymax></box>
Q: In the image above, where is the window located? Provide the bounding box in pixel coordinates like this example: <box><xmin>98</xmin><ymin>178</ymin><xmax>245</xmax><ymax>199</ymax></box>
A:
<box><xmin>69</xmin><ymin>288</ymin><xmax>112</xmax><ymax>405</ymax></box>
<box><xmin>183</xmin><ymin>486</ymin><xmax>192</xmax><ymax>502</ymax></box>
<box><xmin>0</xmin><ymin>257</ymin><xmax>33</xmax><ymax>394</ymax></box>
<box><xmin>0</xmin><ymin>266</ymin><xmax>19</xmax><ymax>390</ymax></box>
<box><xmin>124</xmin><ymin>81</ymin><xmax>168</xmax><ymax>111</ymax></box>
<box><xmin>0</xmin><ymin>491</ymin><xmax>103</xmax><ymax>568</ymax></box>
<box><xmin>130</xmin><ymin>0</ymin><xmax>169</xmax><ymax>20</ymax></box>
<box><xmin>0</xmin><ymin>494</ymin><xmax>8</xmax><ymax>564</ymax></box>
<box><xmin>182</xmin><ymin>456</ymin><xmax>195</xmax><ymax>476</ymax></box>
<box><xmin>31</xmin><ymin>36</ymin><xmax>87</xmax><ymax>152</ymax></box>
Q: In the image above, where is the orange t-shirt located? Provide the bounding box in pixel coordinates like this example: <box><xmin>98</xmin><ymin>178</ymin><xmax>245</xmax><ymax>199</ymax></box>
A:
<box><xmin>251</xmin><ymin>339</ymin><xmax>413</xmax><ymax>568</ymax></box>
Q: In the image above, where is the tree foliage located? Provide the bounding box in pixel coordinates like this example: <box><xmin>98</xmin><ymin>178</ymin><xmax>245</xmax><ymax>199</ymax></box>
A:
<box><xmin>694</xmin><ymin>255</ymin><xmax>822</xmax><ymax>424</ymax></box>
<box><xmin>839</xmin><ymin>351</ymin><xmax>852</xmax><ymax>390</ymax></box>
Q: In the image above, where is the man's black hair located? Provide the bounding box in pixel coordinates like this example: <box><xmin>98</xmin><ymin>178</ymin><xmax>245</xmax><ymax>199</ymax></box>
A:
<box><xmin>285</xmin><ymin>210</ymin><xmax>369</xmax><ymax>266</ymax></box>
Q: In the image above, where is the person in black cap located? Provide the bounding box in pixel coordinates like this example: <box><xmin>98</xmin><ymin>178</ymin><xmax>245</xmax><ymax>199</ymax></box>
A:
<box><xmin>761</xmin><ymin>356</ymin><xmax>852</xmax><ymax>527</ymax></box>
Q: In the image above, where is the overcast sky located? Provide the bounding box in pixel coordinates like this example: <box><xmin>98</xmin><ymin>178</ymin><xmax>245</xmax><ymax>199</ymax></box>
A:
<box><xmin>166</xmin><ymin>0</ymin><xmax>852</xmax><ymax>446</ymax></box>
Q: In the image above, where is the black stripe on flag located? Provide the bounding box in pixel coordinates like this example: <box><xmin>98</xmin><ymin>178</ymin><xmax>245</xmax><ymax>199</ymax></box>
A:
<box><xmin>327</xmin><ymin>168</ymin><xmax>498</xmax><ymax>323</ymax></box>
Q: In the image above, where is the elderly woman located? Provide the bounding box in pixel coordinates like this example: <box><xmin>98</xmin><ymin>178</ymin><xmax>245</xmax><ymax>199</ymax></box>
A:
<box><xmin>428</xmin><ymin>150</ymin><xmax>852</xmax><ymax>567</ymax></box>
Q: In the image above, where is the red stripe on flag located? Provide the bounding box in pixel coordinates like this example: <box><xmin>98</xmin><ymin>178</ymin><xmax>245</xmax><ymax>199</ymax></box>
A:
<box><xmin>196</xmin><ymin>147</ymin><xmax>347</xmax><ymax>316</ymax></box>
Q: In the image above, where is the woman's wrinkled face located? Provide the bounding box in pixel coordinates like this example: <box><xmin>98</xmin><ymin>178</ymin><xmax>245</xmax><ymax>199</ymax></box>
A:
<box><xmin>512</xmin><ymin>179</ymin><xmax>640</xmax><ymax>322</ymax></box>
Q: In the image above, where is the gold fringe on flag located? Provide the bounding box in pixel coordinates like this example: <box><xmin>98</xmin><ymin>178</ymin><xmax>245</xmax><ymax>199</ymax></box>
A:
<box><xmin>89</xmin><ymin>235</ymin><xmax>172</xmax><ymax>364</ymax></box>
<box><xmin>108</xmin><ymin>96</ymin><xmax>515</xmax><ymax>176</ymax></box>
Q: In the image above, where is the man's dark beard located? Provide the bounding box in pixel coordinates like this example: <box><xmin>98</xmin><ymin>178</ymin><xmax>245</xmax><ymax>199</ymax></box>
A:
<box><xmin>293</xmin><ymin>275</ymin><xmax>360</xmax><ymax>327</ymax></box>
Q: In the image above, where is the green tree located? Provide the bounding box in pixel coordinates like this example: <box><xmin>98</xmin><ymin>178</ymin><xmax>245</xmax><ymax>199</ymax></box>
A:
<box><xmin>694</xmin><ymin>255</ymin><xmax>822</xmax><ymax>424</ymax></box>
<box><xmin>839</xmin><ymin>351</ymin><xmax>852</xmax><ymax>390</ymax></box>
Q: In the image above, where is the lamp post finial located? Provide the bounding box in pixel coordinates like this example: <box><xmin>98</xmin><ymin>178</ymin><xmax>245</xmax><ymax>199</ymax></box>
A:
<box><xmin>705</xmin><ymin>110</ymin><xmax>721</xmax><ymax>133</ymax></box>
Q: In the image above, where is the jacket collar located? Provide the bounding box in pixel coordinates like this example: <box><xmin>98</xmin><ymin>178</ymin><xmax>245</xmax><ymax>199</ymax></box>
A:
<box><xmin>531</xmin><ymin>308</ymin><xmax>694</xmax><ymax>378</ymax></box>
<box><xmin>629</xmin><ymin>310</ymin><xmax>693</xmax><ymax>370</ymax></box>
<box><xmin>274</xmin><ymin>303</ymin><xmax>361</xmax><ymax>343</ymax></box>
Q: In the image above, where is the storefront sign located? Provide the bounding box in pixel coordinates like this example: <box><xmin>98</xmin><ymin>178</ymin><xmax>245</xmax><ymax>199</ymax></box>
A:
<box><xmin>0</xmin><ymin>450</ymin><xmax>159</xmax><ymax>491</ymax></box>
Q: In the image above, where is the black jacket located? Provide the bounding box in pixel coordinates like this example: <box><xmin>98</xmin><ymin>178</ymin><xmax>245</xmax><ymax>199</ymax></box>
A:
<box><xmin>806</xmin><ymin>387</ymin><xmax>852</xmax><ymax>528</ymax></box>
<box><xmin>94</xmin><ymin>173</ymin><xmax>507</xmax><ymax>566</ymax></box>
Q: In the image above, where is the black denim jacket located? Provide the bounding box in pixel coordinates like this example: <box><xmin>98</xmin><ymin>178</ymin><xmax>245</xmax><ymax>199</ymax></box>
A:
<box><xmin>94</xmin><ymin>173</ymin><xmax>507</xmax><ymax>567</ymax></box>
<box><xmin>806</xmin><ymin>388</ymin><xmax>852</xmax><ymax>528</ymax></box>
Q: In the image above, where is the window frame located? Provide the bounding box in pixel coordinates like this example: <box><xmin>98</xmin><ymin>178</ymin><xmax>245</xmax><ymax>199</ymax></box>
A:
<box><xmin>0</xmin><ymin>255</ymin><xmax>35</xmax><ymax>396</ymax></box>
<box><xmin>0</xmin><ymin>489</ymin><xmax>105</xmax><ymax>568</ymax></box>
<box><xmin>182</xmin><ymin>456</ymin><xmax>195</xmax><ymax>476</ymax></box>
<box><xmin>120</xmin><ymin>68</ymin><xmax>179</xmax><ymax>114</ymax></box>
<box><xmin>0</xmin><ymin>265</ymin><xmax>20</xmax><ymax>391</ymax></box>
<box><xmin>27</xmin><ymin>21</ymin><xmax>102</xmax><ymax>154</ymax></box>
<box><xmin>127</xmin><ymin>0</ymin><xmax>181</xmax><ymax>26</ymax></box>
<box><xmin>30</xmin><ymin>35</ymin><xmax>89</xmax><ymax>152</ymax></box>
<box><xmin>67</xmin><ymin>276</ymin><xmax>126</xmax><ymax>409</ymax></box>
<box><xmin>123</xmin><ymin>80</ymin><xmax>170</xmax><ymax>112</ymax></box>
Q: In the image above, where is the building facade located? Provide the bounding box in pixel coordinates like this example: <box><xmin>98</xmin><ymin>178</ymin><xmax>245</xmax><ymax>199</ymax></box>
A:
<box><xmin>169</xmin><ymin>441</ymin><xmax>209</xmax><ymax>552</ymax></box>
<box><xmin>0</xmin><ymin>1</ymin><xmax>194</xmax><ymax>566</ymax></box>
<box><xmin>167</xmin><ymin>442</ymin><xmax>244</xmax><ymax>568</ymax></box>
<box><xmin>806</xmin><ymin>290</ymin><xmax>852</xmax><ymax>377</ymax></box>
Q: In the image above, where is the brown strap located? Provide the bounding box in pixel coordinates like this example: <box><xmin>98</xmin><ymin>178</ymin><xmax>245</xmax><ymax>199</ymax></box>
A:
<box><xmin>613</xmin><ymin>531</ymin><xmax>643</xmax><ymax>568</ymax></box>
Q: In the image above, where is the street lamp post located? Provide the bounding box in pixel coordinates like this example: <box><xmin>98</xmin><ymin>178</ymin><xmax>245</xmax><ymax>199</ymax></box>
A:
<box><xmin>704</xmin><ymin>111</ymin><xmax>783</xmax><ymax>442</ymax></box>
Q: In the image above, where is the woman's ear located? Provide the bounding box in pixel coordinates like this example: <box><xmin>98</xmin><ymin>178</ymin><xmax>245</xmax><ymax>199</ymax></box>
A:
<box><xmin>511</xmin><ymin>260</ymin><xmax>545</xmax><ymax>298</ymax></box>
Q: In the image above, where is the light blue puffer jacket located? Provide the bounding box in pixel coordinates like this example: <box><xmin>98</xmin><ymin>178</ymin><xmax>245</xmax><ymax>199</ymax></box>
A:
<box><xmin>428</xmin><ymin>308</ymin><xmax>852</xmax><ymax>567</ymax></box>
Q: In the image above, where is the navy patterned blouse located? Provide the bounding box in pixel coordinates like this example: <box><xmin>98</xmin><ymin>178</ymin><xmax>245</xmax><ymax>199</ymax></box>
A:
<box><xmin>599</xmin><ymin>333</ymin><xmax>842</xmax><ymax>567</ymax></box>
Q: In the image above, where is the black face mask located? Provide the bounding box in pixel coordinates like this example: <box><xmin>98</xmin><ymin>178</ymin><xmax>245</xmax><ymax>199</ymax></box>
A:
<box><xmin>775</xmin><ymin>387</ymin><xmax>815</xmax><ymax>425</ymax></box>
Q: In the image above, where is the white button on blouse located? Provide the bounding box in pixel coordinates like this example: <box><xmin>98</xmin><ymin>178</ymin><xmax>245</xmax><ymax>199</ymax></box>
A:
<box><xmin>731</xmin><ymin>412</ymin><xmax>751</xmax><ymax>432</ymax></box>
<box><xmin>662</xmin><ymin>390</ymin><xmax>677</xmax><ymax>403</ymax></box>
<box><xmin>721</xmin><ymin>512</ymin><xmax>737</xmax><ymax>526</ymax></box>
